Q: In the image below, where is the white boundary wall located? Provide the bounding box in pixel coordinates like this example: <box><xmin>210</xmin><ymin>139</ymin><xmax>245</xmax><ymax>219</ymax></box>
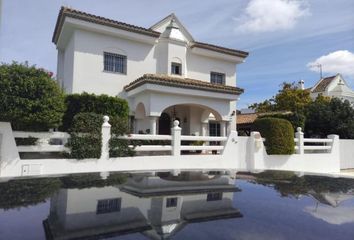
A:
<box><xmin>340</xmin><ymin>140</ymin><xmax>354</xmax><ymax>169</ymax></box>
<box><xmin>234</xmin><ymin>131</ymin><xmax>341</xmax><ymax>174</ymax></box>
<box><xmin>1</xmin><ymin>118</ymin><xmax>353</xmax><ymax>179</ymax></box>
<box><xmin>0</xmin><ymin>119</ymin><xmax>237</xmax><ymax>178</ymax></box>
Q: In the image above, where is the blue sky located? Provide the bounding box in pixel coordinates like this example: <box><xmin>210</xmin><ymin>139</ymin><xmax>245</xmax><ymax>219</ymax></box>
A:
<box><xmin>0</xmin><ymin>0</ymin><xmax>353</xmax><ymax>108</ymax></box>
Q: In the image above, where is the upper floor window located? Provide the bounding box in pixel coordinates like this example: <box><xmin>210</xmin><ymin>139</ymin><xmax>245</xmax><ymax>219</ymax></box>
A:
<box><xmin>104</xmin><ymin>52</ymin><xmax>127</xmax><ymax>74</ymax></box>
<box><xmin>171</xmin><ymin>62</ymin><xmax>182</xmax><ymax>75</ymax></box>
<box><xmin>210</xmin><ymin>72</ymin><xmax>225</xmax><ymax>85</ymax></box>
<box><xmin>207</xmin><ymin>192</ymin><xmax>223</xmax><ymax>201</ymax></box>
<box><xmin>96</xmin><ymin>198</ymin><xmax>121</xmax><ymax>214</ymax></box>
<box><xmin>166</xmin><ymin>197</ymin><xmax>178</xmax><ymax>208</ymax></box>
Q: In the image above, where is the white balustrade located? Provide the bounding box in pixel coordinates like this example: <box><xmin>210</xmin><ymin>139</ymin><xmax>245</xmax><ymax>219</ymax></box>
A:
<box><xmin>11</xmin><ymin>116</ymin><xmax>227</xmax><ymax>157</ymax></box>
<box><xmin>294</xmin><ymin>127</ymin><xmax>334</xmax><ymax>154</ymax></box>
<box><xmin>14</xmin><ymin>130</ymin><xmax>70</xmax><ymax>153</ymax></box>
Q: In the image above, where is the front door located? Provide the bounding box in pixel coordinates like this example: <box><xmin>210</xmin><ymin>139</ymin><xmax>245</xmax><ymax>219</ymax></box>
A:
<box><xmin>209</xmin><ymin>122</ymin><xmax>221</xmax><ymax>154</ymax></box>
<box><xmin>209</xmin><ymin>122</ymin><xmax>220</xmax><ymax>137</ymax></box>
<box><xmin>159</xmin><ymin>112</ymin><xmax>171</xmax><ymax>135</ymax></box>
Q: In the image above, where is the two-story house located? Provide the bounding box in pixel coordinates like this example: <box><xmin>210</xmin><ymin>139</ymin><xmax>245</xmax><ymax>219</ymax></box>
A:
<box><xmin>306</xmin><ymin>74</ymin><xmax>354</xmax><ymax>106</ymax></box>
<box><xmin>53</xmin><ymin>7</ymin><xmax>249</xmax><ymax>136</ymax></box>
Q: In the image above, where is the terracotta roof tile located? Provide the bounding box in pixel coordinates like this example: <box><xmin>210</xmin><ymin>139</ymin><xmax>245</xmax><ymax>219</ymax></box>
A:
<box><xmin>124</xmin><ymin>74</ymin><xmax>244</xmax><ymax>95</ymax></box>
<box><xmin>311</xmin><ymin>75</ymin><xmax>337</xmax><ymax>93</ymax></box>
<box><xmin>236</xmin><ymin>111</ymin><xmax>293</xmax><ymax>125</ymax></box>
<box><xmin>52</xmin><ymin>7</ymin><xmax>160</xmax><ymax>43</ymax></box>
<box><xmin>237</xmin><ymin>114</ymin><xmax>258</xmax><ymax>124</ymax></box>
<box><xmin>191</xmin><ymin>42</ymin><xmax>249</xmax><ymax>58</ymax></box>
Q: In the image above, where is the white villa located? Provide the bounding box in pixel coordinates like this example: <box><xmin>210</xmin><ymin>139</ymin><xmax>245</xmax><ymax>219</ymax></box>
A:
<box><xmin>304</xmin><ymin>74</ymin><xmax>354</xmax><ymax>105</ymax></box>
<box><xmin>53</xmin><ymin>7</ymin><xmax>248</xmax><ymax>136</ymax></box>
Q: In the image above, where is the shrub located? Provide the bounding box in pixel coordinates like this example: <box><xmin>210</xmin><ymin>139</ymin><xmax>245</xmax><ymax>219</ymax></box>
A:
<box><xmin>258</xmin><ymin>112</ymin><xmax>305</xmax><ymax>132</ymax></box>
<box><xmin>0</xmin><ymin>178</ymin><xmax>61</xmax><ymax>210</ymax></box>
<box><xmin>67</xmin><ymin>112</ymin><xmax>103</xmax><ymax>159</ymax></box>
<box><xmin>109</xmin><ymin>116</ymin><xmax>136</xmax><ymax>157</ymax></box>
<box><xmin>60</xmin><ymin>172</ymin><xmax>128</xmax><ymax>189</ymax></box>
<box><xmin>253</xmin><ymin>117</ymin><xmax>295</xmax><ymax>155</ymax></box>
<box><xmin>61</xmin><ymin>93</ymin><xmax>129</xmax><ymax>130</ymax></box>
<box><xmin>0</xmin><ymin>62</ymin><xmax>65</xmax><ymax>130</ymax></box>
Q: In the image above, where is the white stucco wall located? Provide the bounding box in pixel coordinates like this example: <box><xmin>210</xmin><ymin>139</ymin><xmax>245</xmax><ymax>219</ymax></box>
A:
<box><xmin>340</xmin><ymin>140</ymin><xmax>354</xmax><ymax>169</ymax></box>
<box><xmin>72</xmin><ymin>30</ymin><xmax>157</xmax><ymax>96</ymax></box>
<box><xmin>187</xmin><ymin>52</ymin><xmax>236</xmax><ymax>86</ymax></box>
<box><xmin>59</xmin><ymin>29</ymin><xmax>241</xmax><ymax>96</ymax></box>
<box><xmin>60</xmin><ymin>34</ymin><xmax>75</xmax><ymax>93</ymax></box>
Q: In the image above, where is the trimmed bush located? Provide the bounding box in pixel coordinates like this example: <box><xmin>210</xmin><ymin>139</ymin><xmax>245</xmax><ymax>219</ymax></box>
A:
<box><xmin>0</xmin><ymin>178</ymin><xmax>61</xmax><ymax>210</ymax></box>
<box><xmin>61</xmin><ymin>93</ymin><xmax>129</xmax><ymax>130</ymax></box>
<box><xmin>60</xmin><ymin>173</ymin><xmax>128</xmax><ymax>189</ymax></box>
<box><xmin>109</xmin><ymin>116</ymin><xmax>136</xmax><ymax>157</ymax></box>
<box><xmin>258</xmin><ymin>112</ymin><xmax>305</xmax><ymax>132</ymax></box>
<box><xmin>253</xmin><ymin>117</ymin><xmax>295</xmax><ymax>155</ymax></box>
<box><xmin>0</xmin><ymin>62</ymin><xmax>65</xmax><ymax>130</ymax></box>
<box><xmin>67</xmin><ymin>112</ymin><xmax>103</xmax><ymax>159</ymax></box>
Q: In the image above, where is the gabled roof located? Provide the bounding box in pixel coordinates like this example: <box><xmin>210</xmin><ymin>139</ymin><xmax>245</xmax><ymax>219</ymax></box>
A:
<box><xmin>52</xmin><ymin>6</ymin><xmax>160</xmax><ymax>44</ymax></box>
<box><xmin>191</xmin><ymin>42</ymin><xmax>249</xmax><ymax>58</ymax></box>
<box><xmin>124</xmin><ymin>74</ymin><xmax>244</xmax><ymax>95</ymax></box>
<box><xmin>149</xmin><ymin>13</ymin><xmax>195</xmax><ymax>42</ymax></box>
<box><xmin>53</xmin><ymin>7</ymin><xmax>249</xmax><ymax>58</ymax></box>
<box><xmin>311</xmin><ymin>75</ymin><xmax>337</xmax><ymax>93</ymax></box>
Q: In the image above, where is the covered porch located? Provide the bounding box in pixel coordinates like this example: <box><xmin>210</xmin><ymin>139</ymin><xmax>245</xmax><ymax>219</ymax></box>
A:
<box><xmin>124</xmin><ymin>74</ymin><xmax>243</xmax><ymax>137</ymax></box>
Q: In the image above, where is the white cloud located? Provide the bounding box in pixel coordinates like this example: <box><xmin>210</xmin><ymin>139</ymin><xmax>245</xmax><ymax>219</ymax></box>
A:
<box><xmin>307</xmin><ymin>50</ymin><xmax>354</xmax><ymax>78</ymax></box>
<box><xmin>235</xmin><ymin>0</ymin><xmax>310</xmax><ymax>33</ymax></box>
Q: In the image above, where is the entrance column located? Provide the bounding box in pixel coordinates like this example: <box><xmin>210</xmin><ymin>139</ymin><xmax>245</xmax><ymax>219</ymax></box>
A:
<box><xmin>220</xmin><ymin>121</ymin><xmax>226</xmax><ymax>137</ymax></box>
<box><xmin>149</xmin><ymin>116</ymin><xmax>158</xmax><ymax>135</ymax></box>
<box><xmin>201</xmin><ymin>122</ymin><xmax>208</xmax><ymax>136</ymax></box>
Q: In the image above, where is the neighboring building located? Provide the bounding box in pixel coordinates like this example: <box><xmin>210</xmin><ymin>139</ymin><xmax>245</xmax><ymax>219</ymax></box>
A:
<box><xmin>53</xmin><ymin>7</ymin><xmax>249</xmax><ymax>136</ymax></box>
<box><xmin>43</xmin><ymin>173</ymin><xmax>242</xmax><ymax>239</ymax></box>
<box><xmin>236</xmin><ymin>111</ymin><xmax>292</xmax><ymax>136</ymax></box>
<box><xmin>307</xmin><ymin>74</ymin><xmax>354</xmax><ymax>106</ymax></box>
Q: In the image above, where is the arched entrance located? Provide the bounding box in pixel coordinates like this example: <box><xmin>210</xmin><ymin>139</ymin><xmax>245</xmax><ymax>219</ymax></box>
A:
<box><xmin>158</xmin><ymin>112</ymin><xmax>171</xmax><ymax>135</ymax></box>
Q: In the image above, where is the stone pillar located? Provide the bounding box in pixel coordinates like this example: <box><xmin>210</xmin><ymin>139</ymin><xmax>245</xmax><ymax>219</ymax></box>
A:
<box><xmin>171</xmin><ymin>120</ymin><xmax>181</xmax><ymax>156</ymax></box>
<box><xmin>295</xmin><ymin>127</ymin><xmax>304</xmax><ymax>154</ymax></box>
<box><xmin>220</xmin><ymin>121</ymin><xmax>226</xmax><ymax>137</ymax></box>
<box><xmin>149</xmin><ymin>116</ymin><xmax>158</xmax><ymax>135</ymax></box>
<box><xmin>101</xmin><ymin>116</ymin><xmax>111</xmax><ymax>160</ymax></box>
<box><xmin>201</xmin><ymin>122</ymin><xmax>208</xmax><ymax>136</ymax></box>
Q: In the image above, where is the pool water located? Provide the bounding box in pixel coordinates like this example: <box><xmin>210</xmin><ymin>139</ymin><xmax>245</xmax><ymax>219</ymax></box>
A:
<box><xmin>0</xmin><ymin>172</ymin><xmax>353</xmax><ymax>240</ymax></box>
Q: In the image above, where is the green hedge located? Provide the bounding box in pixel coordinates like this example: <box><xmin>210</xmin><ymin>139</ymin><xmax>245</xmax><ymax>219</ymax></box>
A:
<box><xmin>60</xmin><ymin>173</ymin><xmax>128</xmax><ymax>189</ymax></box>
<box><xmin>67</xmin><ymin>112</ymin><xmax>103</xmax><ymax>159</ymax></box>
<box><xmin>61</xmin><ymin>92</ymin><xmax>129</xmax><ymax>130</ymax></box>
<box><xmin>0</xmin><ymin>62</ymin><xmax>65</xmax><ymax>131</ymax></box>
<box><xmin>258</xmin><ymin>112</ymin><xmax>305</xmax><ymax>132</ymax></box>
<box><xmin>109</xmin><ymin>116</ymin><xmax>136</xmax><ymax>157</ymax></box>
<box><xmin>0</xmin><ymin>178</ymin><xmax>62</xmax><ymax>210</ymax></box>
<box><xmin>253</xmin><ymin>117</ymin><xmax>295</xmax><ymax>155</ymax></box>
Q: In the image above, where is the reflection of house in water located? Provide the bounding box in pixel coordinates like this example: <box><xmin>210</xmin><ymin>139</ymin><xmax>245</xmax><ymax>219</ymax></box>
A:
<box><xmin>305</xmin><ymin>190</ymin><xmax>354</xmax><ymax>225</ymax></box>
<box><xmin>309</xmin><ymin>190</ymin><xmax>354</xmax><ymax>208</ymax></box>
<box><xmin>43</xmin><ymin>172</ymin><xmax>242</xmax><ymax>239</ymax></box>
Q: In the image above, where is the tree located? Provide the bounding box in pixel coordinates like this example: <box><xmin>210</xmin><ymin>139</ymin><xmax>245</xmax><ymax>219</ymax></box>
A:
<box><xmin>0</xmin><ymin>62</ymin><xmax>65</xmax><ymax>130</ymax></box>
<box><xmin>305</xmin><ymin>98</ymin><xmax>354</xmax><ymax>139</ymax></box>
<box><xmin>249</xmin><ymin>82</ymin><xmax>312</xmax><ymax>114</ymax></box>
<box><xmin>274</xmin><ymin>82</ymin><xmax>312</xmax><ymax>113</ymax></box>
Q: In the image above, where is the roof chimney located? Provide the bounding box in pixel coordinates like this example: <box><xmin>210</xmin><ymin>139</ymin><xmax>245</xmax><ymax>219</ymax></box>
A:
<box><xmin>298</xmin><ymin>80</ymin><xmax>305</xmax><ymax>90</ymax></box>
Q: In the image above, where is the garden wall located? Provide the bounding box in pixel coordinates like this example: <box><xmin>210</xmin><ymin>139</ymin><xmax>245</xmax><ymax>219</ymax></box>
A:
<box><xmin>339</xmin><ymin>140</ymin><xmax>354</xmax><ymax>169</ymax></box>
